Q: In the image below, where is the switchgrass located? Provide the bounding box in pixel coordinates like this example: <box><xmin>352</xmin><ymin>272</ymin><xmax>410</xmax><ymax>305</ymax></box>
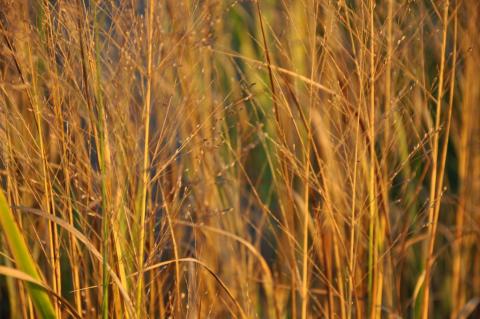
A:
<box><xmin>0</xmin><ymin>0</ymin><xmax>479</xmax><ymax>318</ymax></box>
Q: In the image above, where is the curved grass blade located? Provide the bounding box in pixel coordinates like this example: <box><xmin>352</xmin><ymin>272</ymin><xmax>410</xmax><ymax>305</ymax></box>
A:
<box><xmin>0</xmin><ymin>189</ymin><xmax>56</xmax><ymax>318</ymax></box>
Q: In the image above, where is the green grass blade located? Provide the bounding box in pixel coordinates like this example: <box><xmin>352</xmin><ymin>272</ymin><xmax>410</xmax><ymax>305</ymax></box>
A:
<box><xmin>0</xmin><ymin>189</ymin><xmax>56</xmax><ymax>318</ymax></box>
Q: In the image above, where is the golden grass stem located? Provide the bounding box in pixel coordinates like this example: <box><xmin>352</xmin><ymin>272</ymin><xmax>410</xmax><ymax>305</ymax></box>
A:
<box><xmin>422</xmin><ymin>1</ymin><xmax>450</xmax><ymax>318</ymax></box>
<box><xmin>136</xmin><ymin>0</ymin><xmax>155</xmax><ymax>316</ymax></box>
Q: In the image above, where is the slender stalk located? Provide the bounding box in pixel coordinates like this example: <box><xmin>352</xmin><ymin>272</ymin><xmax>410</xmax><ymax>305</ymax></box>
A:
<box><xmin>301</xmin><ymin>1</ymin><xmax>319</xmax><ymax>317</ymax></box>
<box><xmin>43</xmin><ymin>1</ymin><xmax>83</xmax><ymax>314</ymax></box>
<box><xmin>27</xmin><ymin>40</ymin><xmax>61</xmax><ymax>317</ymax></box>
<box><xmin>368</xmin><ymin>0</ymin><xmax>379</xmax><ymax>316</ymax></box>
<box><xmin>381</xmin><ymin>0</ymin><xmax>394</xmax><ymax>313</ymax></box>
<box><xmin>91</xmin><ymin>3</ymin><xmax>111</xmax><ymax>317</ymax></box>
<box><xmin>422</xmin><ymin>2</ymin><xmax>450</xmax><ymax>318</ymax></box>
<box><xmin>348</xmin><ymin>87</ymin><xmax>361</xmax><ymax>319</ymax></box>
<box><xmin>162</xmin><ymin>188</ymin><xmax>182</xmax><ymax>316</ymax></box>
<box><xmin>136</xmin><ymin>0</ymin><xmax>155</xmax><ymax>316</ymax></box>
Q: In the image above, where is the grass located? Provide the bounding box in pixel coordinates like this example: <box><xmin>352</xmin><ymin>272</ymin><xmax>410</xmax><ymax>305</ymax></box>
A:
<box><xmin>0</xmin><ymin>189</ymin><xmax>55</xmax><ymax>318</ymax></box>
<box><xmin>0</xmin><ymin>0</ymin><xmax>479</xmax><ymax>318</ymax></box>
